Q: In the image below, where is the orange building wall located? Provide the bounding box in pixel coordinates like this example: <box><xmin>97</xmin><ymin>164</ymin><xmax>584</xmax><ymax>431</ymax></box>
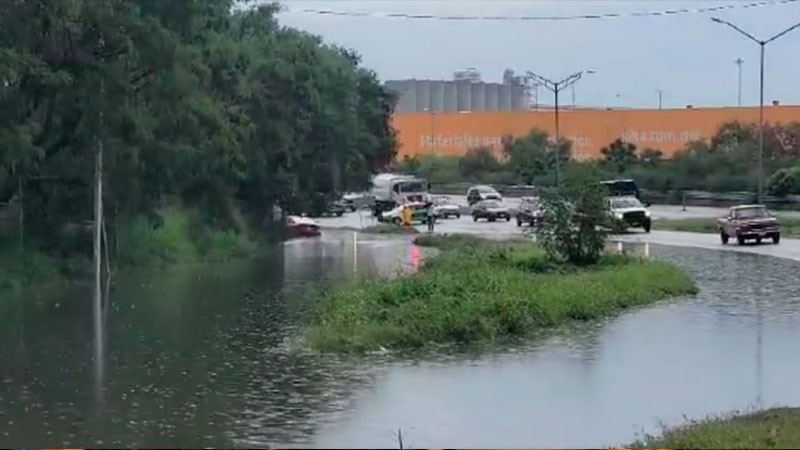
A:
<box><xmin>392</xmin><ymin>105</ymin><xmax>800</xmax><ymax>160</ymax></box>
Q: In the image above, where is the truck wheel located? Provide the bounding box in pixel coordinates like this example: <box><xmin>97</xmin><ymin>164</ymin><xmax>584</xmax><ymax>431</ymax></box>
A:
<box><xmin>506</xmin><ymin>216</ymin><xmax>511</xmax><ymax>222</ymax></box>
<box><xmin>643</xmin><ymin>222</ymin><xmax>651</xmax><ymax>233</ymax></box>
<box><xmin>488</xmin><ymin>217</ymin><xmax>496</xmax><ymax>222</ymax></box>
<box><xmin>756</xmin><ymin>236</ymin><xmax>762</xmax><ymax>245</ymax></box>
<box><xmin>392</xmin><ymin>217</ymin><xmax>401</xmax><ymax>225</ymax></box>
<box><xmin>720</xmin><ymin>231</ymin><xmax>729</xmax><ymax>244</ymax></box>
<box><xmin>517</xmin><ymin>218</ymin><xmax>522</xmax><ymax>227</ymax></box>
<box><xmin>455</xmin><ymin>213</ymin><xmax>461</xmax><ymax>219</ymax></box>
<box><xmin>737</xmin><ymin>235</ymin><xmax>746</xmax><ymax>245</ymax></box>
<box><xmin>473</xmin><ymin>215</ymin><xmax>478</xmax><ymax>222</ymax></box>
<box><xmin>773</xmin><ymin>233</ymin><xmax>781</xmax><ymax>244</ymax></box>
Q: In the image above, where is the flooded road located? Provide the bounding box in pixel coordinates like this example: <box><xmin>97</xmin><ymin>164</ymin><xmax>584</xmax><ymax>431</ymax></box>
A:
<box><xmin>1</xmin><ymin>231</ymin><xmax>800</xmax><ymax>447</ymax></box>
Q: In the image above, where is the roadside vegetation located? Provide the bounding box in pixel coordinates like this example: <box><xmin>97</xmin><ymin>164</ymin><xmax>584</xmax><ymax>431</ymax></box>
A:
<box><xmin>306</xmin><ymin>233</ymin><xmax>696</xmax><ymax>352</ymax></box>
<box><xmin>395</xmin><ymin>121</ymin><xmax>800</xmax><ymax>197</ymax></box>
<box><xmin>360</xmin><ymin>223</ymin><xmax>419</xmax><ymax>235</ymax></box>
<box><xmin>654</xmin><ymin>216</ymin><xmax>800</xmax><ymax>238</ymax></box>
<box><xmin>0</xmin><ymin>1</ymin><xmax>396</xmax><ymax>290</ymax></box>
<box><xmin>633</xmin><ymin>408</ymin><xmax>800</xmax><ymax>449</ymax></box>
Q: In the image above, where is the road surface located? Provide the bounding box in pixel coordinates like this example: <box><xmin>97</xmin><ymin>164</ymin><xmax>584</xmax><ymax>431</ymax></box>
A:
<box><xmin>318</xmin><ymin>207</ymin><xmax>800</xmax><ymax>262</ymax></box>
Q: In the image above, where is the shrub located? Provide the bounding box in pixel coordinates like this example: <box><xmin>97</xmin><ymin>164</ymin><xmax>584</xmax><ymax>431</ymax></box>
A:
<box><xmin>767</xmin><ymin>166</ymin><xmax>800</xmax><ymax>197</ymax></box>
<box><xmin>536</xmin><ymin>169</ymin><xmax>608</xmax><ymax>265</ymax></box>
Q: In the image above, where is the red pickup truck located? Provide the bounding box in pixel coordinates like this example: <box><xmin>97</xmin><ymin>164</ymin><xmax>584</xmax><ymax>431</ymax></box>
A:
<box><xmin>717</xmin><ymin>205</ymin><xmax>780</xmax><ymax>245</ymax></box>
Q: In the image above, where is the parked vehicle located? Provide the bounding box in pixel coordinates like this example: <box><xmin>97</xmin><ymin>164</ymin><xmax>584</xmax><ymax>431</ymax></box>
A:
<box><xmin>381</xmin><ymin>202</ymin><xmax>428</xmax><ymax>225</ymax></box>
<box><xmin>286</xmin><ymin>215</ymin><xmax>321</xmax><ymax>238</ymax></box>
<box><xmin>466</xmin><ymin>185</ymin><xmax>502</xmax><ymax>206</ymax></box>
<box><xmin>341</xmin><ymin>192</ymin><xmax>372</xmax><ymax>212</ymax></box>
<box><xmin>472</xmin><ymin>199</ymin><xmax>511</xmax><ymax>222</ymax></box>
<box><xmin>607</xmin><ymin>196</ymin><xmax>651</xmax><ymax>232</ymax></box>
<box><xmin>601</xmin><ymin>179</ymin><xmax>640</xmax><ymax>199</ymax></box>
<box><xmin>371</xmin><ymin>173</ymin><xmax>430</xmax><ymax>216</ymax></box>
<box><xmin>718</xmin><ymin>204</ymin><xmax>780</xmax><ymax>245</ymax></box>
<box><xmin>432</xmin><ymin>196</ymin><xmax>461</xmax><ymax>219</ymax></box>
<box><xmin>516</xmin><ymin>196</ymin><xmax>542</xmax><ymax>227</ymax></box>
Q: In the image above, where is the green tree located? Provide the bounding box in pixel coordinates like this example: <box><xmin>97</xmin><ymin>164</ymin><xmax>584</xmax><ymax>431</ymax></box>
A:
<box><xmin>601</xmin><ymin>139</ymin><xmax>638</xmax><ymax>173</ymax></box>
<box><xmin>503</xmin><ymin>130</ymin><xmax>570</xmax><ymax>185</ymax></box>
<box><xmin>459</xmin><ymin>146</ymin><xmax>499</xmax><ymax>178</ymax></box>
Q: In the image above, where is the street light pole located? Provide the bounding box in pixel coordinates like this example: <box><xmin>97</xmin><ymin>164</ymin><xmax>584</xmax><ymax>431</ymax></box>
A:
<box><xmin>712</xmin><ymin>17</ymin><xmax>800</xmax><ymax>203</ymax></box>
<box><xmin>735</xmin><ymin>57</ymin><xmax>745</xmax><ymax>106</ymax></box>
<box><xmin>525</xmin><ymin>70</ymin><xmax>593</xmax><ymax>187</ymax></box>
<box><xmin>658</xmin><ymin>89</ymin><xmax>663</xmax><ymax>110</ymax></box>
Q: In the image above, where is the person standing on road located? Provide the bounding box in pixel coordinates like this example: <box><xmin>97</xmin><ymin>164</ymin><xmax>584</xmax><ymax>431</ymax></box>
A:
<box><xmin>426</xmin><ymin>201</ymin><xmax>436</xmax><ymax>232</ymax></box>
<box><xmin>401</xmin><ymin>200</ymin><xmax>413</xmax><ymax>227</ymax></box>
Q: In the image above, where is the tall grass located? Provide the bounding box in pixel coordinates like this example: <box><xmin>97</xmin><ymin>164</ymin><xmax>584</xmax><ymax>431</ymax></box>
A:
<box><xmin>117</xmin><ymin>206</ymin><xmax>257</xmax><ymax>265</ymax></box>
<box><xmin>307</xmin><ymin>235</ymin><xmax>697</xmax><ymax>352</ymax></box>
<box><xmin>632</xmin><ymin>408</ymin><xmax>800</xmax><ymax>449</ymax></box>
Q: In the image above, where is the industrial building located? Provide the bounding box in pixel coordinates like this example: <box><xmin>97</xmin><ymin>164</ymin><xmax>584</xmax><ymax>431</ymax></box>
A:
<box><xmin>386</xmin><ymin>68</ymin><xmax>532</xmax><ymax>114</ymax></box>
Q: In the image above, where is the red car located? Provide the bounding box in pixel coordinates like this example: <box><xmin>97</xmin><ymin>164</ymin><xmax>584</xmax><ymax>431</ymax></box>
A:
<box><xmin>717</xmin><ymin>204</ymin><xmax>780</xmax><ymax>245</ymax></box>
<box><xmin>286</xmin><ymin>215</ymin><xmax>321</xmax><ymax>238</ymax></box>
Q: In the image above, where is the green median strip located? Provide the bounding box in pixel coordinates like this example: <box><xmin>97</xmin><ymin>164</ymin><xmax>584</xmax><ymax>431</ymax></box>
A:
<box><xmin>306</xmin><ymin>234</ymin><xmax>697</xmax><ymax>353</ymax></box>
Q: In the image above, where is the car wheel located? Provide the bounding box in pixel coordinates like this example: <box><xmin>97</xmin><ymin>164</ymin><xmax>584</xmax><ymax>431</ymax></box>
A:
<box><xmin>473</xmin><ymin>215</ymin><xmax>478</xmax><ymax>222</ymax></box>
<box><xmin>737</xmin><ymin>235</ymin><xmax>746</xmax><ymax>245</ymax></box>
<box><xmin>506</xmin><ymin>216</ymin><xmax>511</xmax><ymax>222</ymax></box>
<box><xmin>756</xmin><ymin>236</ymin><xmax>762</xmax><ymax>245</ymax></box>
<box><xmin>720</xmin><ymin>231</ymin><xmax>729</xmax><ymax>245</ymax></box>
<box><xmin>455</xmin><ymin>213</ymin><xmax>461</xmax><ymax>219</ymax></box>
<box><xmin>773</xmin><ymin>233</ymin><xmax>781</xmax><ymax>244</ymax></box>
<box><xmin>392</xmin><ymin>217</ymin><xmax>401</xmax><ymax>225</ymax></box>
<box><xmin>643</xmin><ymin>221</ymin><xmax>651</xmax><ymax>233</ymax></box>
<box><xmin>488</xmin><ymin>217</ymin><xmax>496</xmax><ymax>222</ymax></box>
<box><xmin>517</xmin><ymin>218</ymin><xmax>522</xmax><ymax>227</ymax></box>
<box><xmin>336</xmin><ymin>211</ymin><xmax>343</xmax><ymax>217</ymax></box>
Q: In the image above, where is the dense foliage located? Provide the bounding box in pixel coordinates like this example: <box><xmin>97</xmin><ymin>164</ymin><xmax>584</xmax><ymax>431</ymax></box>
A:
<box><xmin>536</xmin><ymin>169</ymin><xmax>609</xmax><ymax>265</ymax></box>
<box><xmin>395</xmin><ymin>121</ymin><xmax>800</xmax><ymax>195</ymax></box>
<box><xmin>0</xmin><ymin>1</ymin><xmax>396</xmax><ymax>258</ymax></box>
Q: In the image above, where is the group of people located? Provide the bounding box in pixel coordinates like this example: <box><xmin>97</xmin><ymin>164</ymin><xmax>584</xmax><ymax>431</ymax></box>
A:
<box><xmin>400</xmin><ymin>199</ymin><xmax>437</xmax><ymax>232</ymax></box>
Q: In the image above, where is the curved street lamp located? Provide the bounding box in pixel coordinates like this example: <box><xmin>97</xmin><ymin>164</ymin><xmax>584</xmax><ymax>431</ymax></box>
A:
<box><xmin>711</xmin><ymin>17</ymin><xmax>800</xmax><ymax>202</ymax></box>
<box><xmin>525</xmin><ymin>70</ymin><xmax>595</xmax><ymax>187</ymax></box>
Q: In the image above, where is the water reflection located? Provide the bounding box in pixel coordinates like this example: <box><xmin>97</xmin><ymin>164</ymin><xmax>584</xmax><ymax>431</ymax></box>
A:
<box><xmin>1</xmin><ymin>240</ymin><xmax>800</xmax><ymax>447</ymax></box>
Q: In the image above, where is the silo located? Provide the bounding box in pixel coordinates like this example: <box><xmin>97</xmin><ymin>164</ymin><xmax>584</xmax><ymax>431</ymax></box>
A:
<box><xmin>499</xmin><ymin>85</ymin><xmax>512</xmax><ymax>111</ymax></box>
<box><xmin>443</xmin><ymin>81</ymin><xmax>458</xmax><ymax>113</ymax></box>
<box><xmin>471</xmin><ymin>82</ymin><xmax>486</xmax><ymax>112</ymax></box>
<box><xmin>390</xmin><ymin>80</ymin><xmax>416</xmax><ymax>114</ymax></box>
<box><xmin>485</xmin><ymin>83</ymin><xmax>499</xmax><ymax>112</ymax></box>
<box><xmin>415</xmin><ymin>80</ymin><xmax>431</xmax><ymax>112</ymax></box>
<box><xmin>457</xmin><ymin>80</ymin><xmax>472</xmax><ymax>112</ymax></box>
<box><xmin>511</xmin><ymin>84</ymin><xmax>525</xmax><ymax>110</ymax></box>
<box><xmin>430</xmin><ymin>81</ymin><xmax>445</xmax><ymax>113</ymax></box>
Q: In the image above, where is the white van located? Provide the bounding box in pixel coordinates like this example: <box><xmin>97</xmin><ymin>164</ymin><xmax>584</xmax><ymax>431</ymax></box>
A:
<box><xmin>466</xmin><ymin>185</ymin><xmax>502</xmax><ymax>206</ymax></box>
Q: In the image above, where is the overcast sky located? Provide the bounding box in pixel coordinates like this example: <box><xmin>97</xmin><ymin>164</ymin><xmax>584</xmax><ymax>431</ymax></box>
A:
<box><xmin>274</xmin><ymin>1</ymin><xmax>800</xmax><ymax>109</ymax></box>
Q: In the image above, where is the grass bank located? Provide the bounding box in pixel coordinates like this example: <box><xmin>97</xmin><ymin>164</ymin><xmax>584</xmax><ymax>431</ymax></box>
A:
<box><xmin>633</xmin><ymin>408</ymin><xmax>800</xmax><ymax>449</ymax></box>
<box><xmin>360</xmin><ymin>223</ymin><xmax>419</xmax><ymax>234</ymax></box>
<box><xmin>307</xmin><ymin>234</ymin><xmax>697</xmax><ymax>352</ymax></box>
<box><xmin>1</xmin><ymin>206</ymin><xmax>259</xmax><ymax>292</ymax></box>
<box><xmin>654</xmin><ymin>215</ymin><xmax>800</xmax><ymax>237</ymax></box>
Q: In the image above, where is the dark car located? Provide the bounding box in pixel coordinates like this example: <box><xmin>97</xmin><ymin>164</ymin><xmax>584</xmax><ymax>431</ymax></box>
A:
<box><xmin>601</xmin><ymin>179</ymin><xmax>640</xmax><ymax>199</ymax></box>
<box><xmin>718</xmin><ymin>205</ymin><xmax>780</xmax><ymax>245</ymax></box>
<box><xmin>472</xmin><ymin>199</ymin><xmax>511</xmax><ymax>222</ymax></box>
<box><xmin>467</xmin><ymin>185</ymin><xmax>502</xmax><ymax>206</ymax></box>
<box><xmin>516</xmin><ymin>196</ymin><xmax>542</xmax><ymax>227</ymax></box>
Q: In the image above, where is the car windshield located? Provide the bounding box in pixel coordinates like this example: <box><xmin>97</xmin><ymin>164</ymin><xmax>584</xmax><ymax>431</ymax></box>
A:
<box><xmin>610</xmin><ymin>197</ymin><xmax>643</xmax><ymax>209</ymax></box>
<box><xmin>397</xmin><ymin>181</ymin><xmax>426</xmax><ymax>192</ymax></box>
<box><xmin>482</xmin><ymin>200</ymin><xmax>502</xmax><ymax>208</ymax></box>
<box><xmin>734</xmin><ymin>207</ymin><xmax>768</xmax><ymax>219</ymax></box>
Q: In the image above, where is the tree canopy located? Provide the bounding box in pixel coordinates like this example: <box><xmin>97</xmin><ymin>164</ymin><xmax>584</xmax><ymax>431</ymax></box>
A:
<box><xmin>0</xmin><ymin>0</ymin><xmax>396</xmax><ymax>249</ymax></box>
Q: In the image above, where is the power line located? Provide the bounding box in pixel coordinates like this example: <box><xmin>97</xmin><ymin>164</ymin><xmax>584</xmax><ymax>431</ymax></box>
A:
<box><xmin>280</xmin><ymin>0</ymin><xmax>798</xmax><ymax>22</ymax></box>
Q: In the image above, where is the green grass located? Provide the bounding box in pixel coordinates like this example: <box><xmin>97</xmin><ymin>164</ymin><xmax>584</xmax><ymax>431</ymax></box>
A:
<box><xmin>307</xmin><ymin>234</ymin><xmax>697</xmax><ymax>352</ymax></box>
<box><xmin>654</xmin><ymin>215</ymin><xmax>800</xmax><ymax>237</ymax></box>
<box><xmin>117</xmin><ymin>206</ymin><xmax>257</xmax><ymax>265</ymax></box>
<box><xmin>632</xmin><ymin>408</ymin><xmax>800</xmax><ymax>449</ymax></box>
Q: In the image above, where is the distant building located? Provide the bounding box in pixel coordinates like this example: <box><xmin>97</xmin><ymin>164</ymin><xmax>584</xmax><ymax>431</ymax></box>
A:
<box><xmin>386</xmin><ymin>69</ymin><xmax>530</xmax><ymax>114</ymax></box>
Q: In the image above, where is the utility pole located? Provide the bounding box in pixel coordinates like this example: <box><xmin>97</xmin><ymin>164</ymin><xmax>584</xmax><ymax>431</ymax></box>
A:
<box><xmin>526</xmin><ymin>70</ymin><xmax>594</xmax><ymax>187</ymax></box>
<box><xmin>658</xmin><ymin>89</ymin><xmax>663</xmax><ymax>110</ymax></box>
<box><xmin>712</xmin><ymin>17</ymin><xmax>800</xmax><ymax>203</ymax></box>
<box><xmin>735</xmin><ymin>58</ymin><xmax>745</xmax><ymax>106</ymax></box>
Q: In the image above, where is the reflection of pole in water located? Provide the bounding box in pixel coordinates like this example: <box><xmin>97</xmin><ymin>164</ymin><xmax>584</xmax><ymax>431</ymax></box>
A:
<box><xmin>756</xmin><ymin>289</ymin><xmax>763</xmax><ymax>406</ymax></box>
<box><xmin>353</xmin><ymin>231</ymin><xmax>358</xmax><ymax>277</ymax></box>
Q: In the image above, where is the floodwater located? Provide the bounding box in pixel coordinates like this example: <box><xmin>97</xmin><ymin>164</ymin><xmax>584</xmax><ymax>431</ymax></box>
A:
<box><xmin>1</xmin><ymin>232</ymin><xmax>800</xmax><ymax>448</ymax></box>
